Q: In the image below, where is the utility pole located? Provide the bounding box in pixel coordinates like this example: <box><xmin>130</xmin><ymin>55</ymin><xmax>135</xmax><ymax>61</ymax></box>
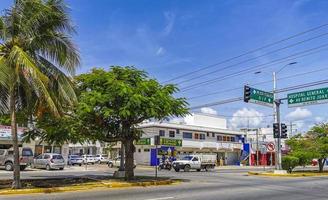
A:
<box><xmin>273</xmin><ymin>71</ymin><xmax>282</xmax><ymax>170</ymax></box>
<box><xmin>256</xmin><ymin>129</ymin><xmax>259</xmax><ymax>166</ymax></box>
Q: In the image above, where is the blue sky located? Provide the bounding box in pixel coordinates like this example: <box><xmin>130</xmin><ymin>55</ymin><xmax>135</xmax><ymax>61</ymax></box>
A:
<box><xmin>2</xmin><ymin>0</ymin><xmax>328</xmax><ymax>131</ymax></box>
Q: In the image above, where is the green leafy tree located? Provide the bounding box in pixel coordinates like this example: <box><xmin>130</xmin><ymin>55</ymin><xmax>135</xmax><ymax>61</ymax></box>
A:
<box><xmin>75</xmin><ymin>67</ymin><xmax>189</xmax><ymax>180</ymax></box>
<box><xmin>287</xmin><ymin>124</ymin><xmax>328</xmax><ymax>173</ymax></box>
<box><xmin>282</xmin><ymin>156</ymin><xmax>299</xmax><ymax>173</ymax></box>
<box><xmin>307</xmin><ymin>123</ymin><xmax>328</xmax><ymax>172</ymax></box>
<box><xmin>0</xmin><ymin>0</ymin><xmax>79</xmax><ymax>188</ymax></box>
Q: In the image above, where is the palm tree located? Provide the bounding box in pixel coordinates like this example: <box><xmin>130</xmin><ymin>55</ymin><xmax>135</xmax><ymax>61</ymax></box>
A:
<box><xmin>0</xmin><ymin>0</ymin><xmax>80</xmax><ymax>188</ymax></box>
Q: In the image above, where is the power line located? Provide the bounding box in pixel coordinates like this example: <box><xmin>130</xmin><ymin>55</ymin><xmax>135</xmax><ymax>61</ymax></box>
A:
<box><xmin>180</xmin><ymin>44</ymin><xmax>328</xmax><ymax>92</ymax></box>
<box><xmin>189</xmin><ymin>78</ymin><xmax>328</xmax><ymax>110</ymax></box>
<box><xmin>187</xmin><ymin>66</ymin><xmax>328</xmax><ymax>100</ymax></box>
<box><xmin>162</xmin><ymin>23</ymin><xmax>328</xmax><ymax>84</ymax></box>
<box><xmin>176</xmin><ymin>32</ymin><xmax>328</xmax><ymax>85</ymax></box>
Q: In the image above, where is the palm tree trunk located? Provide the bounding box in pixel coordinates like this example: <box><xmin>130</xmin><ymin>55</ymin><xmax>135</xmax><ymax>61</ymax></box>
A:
<box><xmin>124</xmin><ymin>138</ymin><xmax>135</xmax><ymax>180</ymax></box>
<box><xmin>10</xmin><ymin>89</ymin><xmax>21</xmax><ymax>189</ymax></box>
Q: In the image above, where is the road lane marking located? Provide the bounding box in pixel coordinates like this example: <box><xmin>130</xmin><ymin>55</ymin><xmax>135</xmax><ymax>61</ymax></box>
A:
<box><xmin>145</xmin><ymin>197</ymin><xmax>175</xmax><ymax>200</ymax></box>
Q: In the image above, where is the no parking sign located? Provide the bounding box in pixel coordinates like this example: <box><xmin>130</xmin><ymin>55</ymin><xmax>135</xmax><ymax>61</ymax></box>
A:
<box><xmin>266</xmin><ymin>142</ymin><xmax>275</xmax><ymax>152</ymax></box>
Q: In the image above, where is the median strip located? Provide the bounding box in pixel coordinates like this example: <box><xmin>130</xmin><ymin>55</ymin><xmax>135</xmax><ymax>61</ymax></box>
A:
<box><xmin>248</xmin><ymin>171</ymin><xmax>328</xmax><ymax>177</ymax></box>
<box><xmin>0</xmin><ymin>177</ymin><xmax>180</xmax><ymax>196</ymax></box>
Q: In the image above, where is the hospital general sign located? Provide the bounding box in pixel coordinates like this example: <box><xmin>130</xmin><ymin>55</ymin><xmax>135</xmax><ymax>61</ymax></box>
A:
<box><xmin>160</xmin><ymin>138</ymin><xmax>182</xmax><ymax>147</ymax></box>
<box><xmin>288</xmin><ymin>87</ymin><xmax>328</xmax><ymax>107</ymax></box>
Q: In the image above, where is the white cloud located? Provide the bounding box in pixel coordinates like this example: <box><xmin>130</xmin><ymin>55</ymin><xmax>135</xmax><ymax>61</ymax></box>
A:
<box><xmin>315</xmin><ymin>116</ymin><xmax>325</xmax><ymax>123</ymax></box>
<box><xmin>285</xmin><ymin>108</ymin><xmax>312</xmax><ymax>121</ymax></box>
<box><xmin>162</xmin><ymin>11</ymin><xmax>175</xmax><ymax>36</ymax></box>
<box><xmin>200</xmin><ymin>107</ymin><xmax>218</xmax><ymax>115</ymax></box>
<box><xmin>230</xmin><ymin>108</ymin><xmax>264</xmax><ymax>129</ymax></box>
<box><xmin>156</xmin><ymin>47</ymin><xmax>165</xmax><ymax>56</ymax></box>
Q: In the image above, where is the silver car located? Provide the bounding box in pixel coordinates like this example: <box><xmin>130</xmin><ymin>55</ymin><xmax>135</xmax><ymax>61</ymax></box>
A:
<box><xmin>32</xmin><ymin>153</ymin><xmax>65</xmax><ymax>170</ymax></box>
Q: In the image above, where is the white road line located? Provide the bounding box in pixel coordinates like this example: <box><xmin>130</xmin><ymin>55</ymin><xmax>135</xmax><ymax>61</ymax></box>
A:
<box><xmin>145</xmin><ymin>197</ymin><xmax>175</xmax><ymax>200</ymax></box>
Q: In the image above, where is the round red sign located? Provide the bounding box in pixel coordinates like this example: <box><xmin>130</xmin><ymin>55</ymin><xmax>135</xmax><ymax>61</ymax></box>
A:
<box><xmin>266</xmin><ymin>142</ymin><xmax>275</xmax><ymax>151</ymax></box>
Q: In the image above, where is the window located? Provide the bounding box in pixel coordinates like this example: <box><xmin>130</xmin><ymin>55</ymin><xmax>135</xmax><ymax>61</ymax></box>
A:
<box><xmin>192</xmin><ymin>157</ymin><xmax>199</xmax><ymax>161</ymax></box>
<box><xmin>52</xmin><ymin>155</ymin><xmax>63</xmax><ymax>159</ymax></box>
<box><xmin>169</xmin><ymin>131</ymin><xmax>175</xmax><ymax>138</ymax></box>
<box><xmin>44</xmin><ymin>146</ymin><xmax>52</xmax><ymax>153</ymax></box>
<box><xmin>159</xmin><ymin>130</ymin><xmax>165</xmax><ymax>137</ymax></box>
<box><xmin>183</xmin><ymin>132</ymin><xmax>192</xmax><ymax>139</ymax></box>
<box><xmin>231</xmin><ymin>137</ymin><xmax>236</xmax><ymax>142</ymax></box>
<box><xmin>138</xmin><ymin>149</ymin><xmax>141</xmax><ymax>153</ymax></box>
<box><xmin>176</xmin><ymin>129</ymin><xmax>180</xmax><ymax>134</ymax></box>
<box><xmin>0</xmin><ymin>150</ymin><xmax>5</xmax><ymax>155</ymax></box>
<box><xmin>144</xmin><ymin>149</ymin><xmax>150</xmax><ymax>152</ymax></box>
<box><xmin>217</xmin><ymin>135</ymin><xmax>223</xmax><ymax>141</ymax></box>
<box><xmin>200</xmin><ymin>134</ymin><xmax>205</xmax><ymax>140</ymax></box>
<box><xmin>194</xmin><ymin>133</ymin><xmax>199</xmax><ymax>139</ymax></box>
<box><xmin>22</xmin><ymin>148</ymin><xmax>33</xmax><ymax>156</ymax></box>
<box><xmin>223</xmin><ymin>136</ymin><xmax>227</xmax><ymax>141</ymax></box>
<box><xmin>53</xmin><ymin>146</ymin><xmax>61</xmax><ymax>154</ymax></box>
<box><xmin>44</xmin><ymin>154</ymin><xmax>50</xmax><ymax>159</ymax></box>
<box><xmin>212</xmin><ymin>133</ymin><xmax>215</xmax><ymax>137</ymax></box>
<box><xmin>206</xmin><ymin>132</ymin><xmax>209</xmax><ymax>137</ymax></box>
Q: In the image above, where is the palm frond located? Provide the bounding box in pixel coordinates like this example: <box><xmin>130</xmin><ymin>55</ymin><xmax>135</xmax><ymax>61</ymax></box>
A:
<box><xmin>0</xmin><ymin>17</ymin><xmax>4</xmax><ymax>40</ymax></box>
<box><xmin>32</xmin><ymin>32</ymin><xmax>80</xmax><ymax>75</ymax></box>
<box><xmin>8</xmin><ymin>45</ymin><xmax>60</xmax><ymax>116</ymax></box>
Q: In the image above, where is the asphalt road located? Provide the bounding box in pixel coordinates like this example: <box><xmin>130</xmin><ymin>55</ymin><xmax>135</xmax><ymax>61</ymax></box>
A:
<box><xmin>1</xmin><ymin>165</ymin><xmax>328</xmax><ymax>200</ymax></box>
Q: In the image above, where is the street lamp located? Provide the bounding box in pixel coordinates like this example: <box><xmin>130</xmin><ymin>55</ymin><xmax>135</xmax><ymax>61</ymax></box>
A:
<box><xmin>254</xmin><ymin>62</ymin><xmax>298</xmax><ymax>170</ymax></box>
<box><xmin>273</xmin><ymin>61</ymin><xmax>297</xmax><ymax>171</ymax></box>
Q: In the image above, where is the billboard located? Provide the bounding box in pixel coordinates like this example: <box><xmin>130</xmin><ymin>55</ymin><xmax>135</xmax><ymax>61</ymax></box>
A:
<box><xmin>0</xmin><ymin>125</ymin><xmax>25</xmax><ymax>140</ymax></box>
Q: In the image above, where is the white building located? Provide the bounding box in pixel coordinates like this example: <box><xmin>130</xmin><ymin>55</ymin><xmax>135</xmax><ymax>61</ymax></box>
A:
<box><xmin>69</xmin><ymin>141</ymin><xmax>107</xmax><ymax>155</ymax></box>
<box><xmin>0</xmin><ymin>125</ymin><xmax>69</xmax><ymax>162</ymax></box>
<box><xmin>134</xmin><ymin>113</ymin><xmax>245</xmax><ymax>166</ymax></box>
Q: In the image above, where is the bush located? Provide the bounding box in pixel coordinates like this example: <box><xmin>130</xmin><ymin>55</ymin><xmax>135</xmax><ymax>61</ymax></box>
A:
<box><xmin>282</xmin><ymin>156</ymin><xmax>299</xmax><ymax>173</ymax></box>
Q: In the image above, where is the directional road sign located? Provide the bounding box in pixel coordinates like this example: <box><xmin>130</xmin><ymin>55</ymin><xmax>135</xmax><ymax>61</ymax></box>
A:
<box><xmin>135</xmin><ymin>138</ymin><xmax>151</xmax><ymax>145</ymax></box>
<box><xmin>288</xmin><ymin>87</ymin><xmax>328</xmax><ymax>107</ymax></box>
<box><xmin>247</xmin><ymin>87</ymin><xmax>274</xmax><ymax>107</ymax></box>
<box><xmin>160</xmin><ymin>138</ymin><xmax>182</xmax><ymax>147</ymax></box>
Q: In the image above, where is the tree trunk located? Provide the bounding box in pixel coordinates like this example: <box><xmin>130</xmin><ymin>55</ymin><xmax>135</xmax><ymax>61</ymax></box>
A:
<box><xmin>119</xmin><ymin>142</ymin><xmax>125</xmax><ymax>171</ymax></box>
<box><xmin>124</xmin><ymin>138</ymin><xmax>135</xmax><ymax>180</ymax></box>
<box><xmin>318</xmin><ymin>158</ymin><xmax>326</xmax><ymax>173</ymax></box>
<box><xmin>10</xmin><ymin>90</ymin><xmax>21</xmax><ymax>189</ymax></box>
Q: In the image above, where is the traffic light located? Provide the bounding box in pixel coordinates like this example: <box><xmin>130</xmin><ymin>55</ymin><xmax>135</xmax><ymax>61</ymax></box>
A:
<box><xmin>154</xmin><ymin>135</ymin><xmax>160</xmax><ymax>145</ymax></box>
<box><xmin>273</xmin><ymin>123</ymin><xmax>280</xmax><ymax>138</ymax></box>
<box><xmin>244</xmin><ymin>86</ymin><xmax>251</xmax><ymax>102</ymax></box>
<box><xmin>281</xmin><ymin>123</ymin><xmax>288</xmax><ymax>138</ymax></box>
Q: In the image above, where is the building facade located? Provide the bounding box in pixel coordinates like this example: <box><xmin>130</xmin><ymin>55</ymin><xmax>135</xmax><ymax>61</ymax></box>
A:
<box><xmin>134</xmin><ymin>114</ymin><xmax>245</xmax><ymax>166</ymax></box>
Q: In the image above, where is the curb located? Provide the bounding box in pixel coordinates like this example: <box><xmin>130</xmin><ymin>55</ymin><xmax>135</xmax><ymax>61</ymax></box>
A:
<box><xmin>0</xmin><ymin>180</ymin><xmax>178</xmax><ymax>196</ymax></box>
<box><xmin>248</xmin><ymin>171</ymin><xmax>328</xmax><ymax>177</ymax></box>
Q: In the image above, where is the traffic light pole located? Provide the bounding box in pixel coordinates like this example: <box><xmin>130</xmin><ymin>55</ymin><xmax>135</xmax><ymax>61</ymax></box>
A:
<box><xmin>273</xmin><ymin>71</ymin><xmax>282</xmax><ymax>170</ymax></box>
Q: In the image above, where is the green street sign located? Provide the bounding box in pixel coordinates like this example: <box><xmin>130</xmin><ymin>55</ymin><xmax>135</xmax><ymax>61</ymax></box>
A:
<box><xmin>288</xmin><ymin>87</ymin><xmax>328</xmax><ymax>107</ymax></box>
<box><xmin>160</xmin><ymin>138</ymin><xmax>182</xmax><ymax>147</ymax></box>
<box><xmin>249</xmin><ymin>87</ymin><xmax>274</xmax><ymax>107</ymax></box>
<box><xmin>135</xmin><ymin>138</ymin><xmax>151</xmax><ymax>145</ymax></box>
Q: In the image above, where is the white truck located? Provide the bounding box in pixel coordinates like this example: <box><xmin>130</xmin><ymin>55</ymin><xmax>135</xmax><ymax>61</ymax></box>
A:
<box><xmin>172</xmin><ymin>154</ymin><xmax>216</xmax><ymax>172</ymax></box>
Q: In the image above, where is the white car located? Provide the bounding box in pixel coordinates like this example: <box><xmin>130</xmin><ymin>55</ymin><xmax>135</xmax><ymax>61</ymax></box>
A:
<box><xmin>108</xmin><ymin>156</ymin><xmax>136</xmax><ymax>168</ymax></box>
<box><xmin>82</xmin><ymin>155</ymin><xmax>96</xmax><ymax>164</ymax></box>
<box><xmin>96</xmin><ymin>154</ymin><xmax>109</xmax><ymax>164</ymax></box>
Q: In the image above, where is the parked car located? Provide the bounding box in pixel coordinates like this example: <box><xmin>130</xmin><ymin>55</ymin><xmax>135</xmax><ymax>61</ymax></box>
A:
<box><xmin>68</xmin><ymin>155</ymin><xmax>83</xmax><ymax>166</ymax></box>
<box><xmin>108</xmin><ymin>156</ymin><xmax>136</xmax><ymax>168</ymax></box>
<box><xmin>96</xmin><ymin>154</ymin><xmax>109</xmax><ymax>164</ymax></box>
<box><xmin>172</xmin><ymin>154</ymin><xmax>216</xmax><ymax>172</ymax></box>
<box><xmin>0</xmin><ymin>147</ymin><xmax>34</xmax><ymax>171</ymax></box>
<box><xmin>82</xmin><ymin>155</ymin><xmax>96</xmax><ymax>164</ymax></box>
<box><xmin>32</xmin><ymin>153</ymin><xmax>65</xmax><ymax>170</ymax></box>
